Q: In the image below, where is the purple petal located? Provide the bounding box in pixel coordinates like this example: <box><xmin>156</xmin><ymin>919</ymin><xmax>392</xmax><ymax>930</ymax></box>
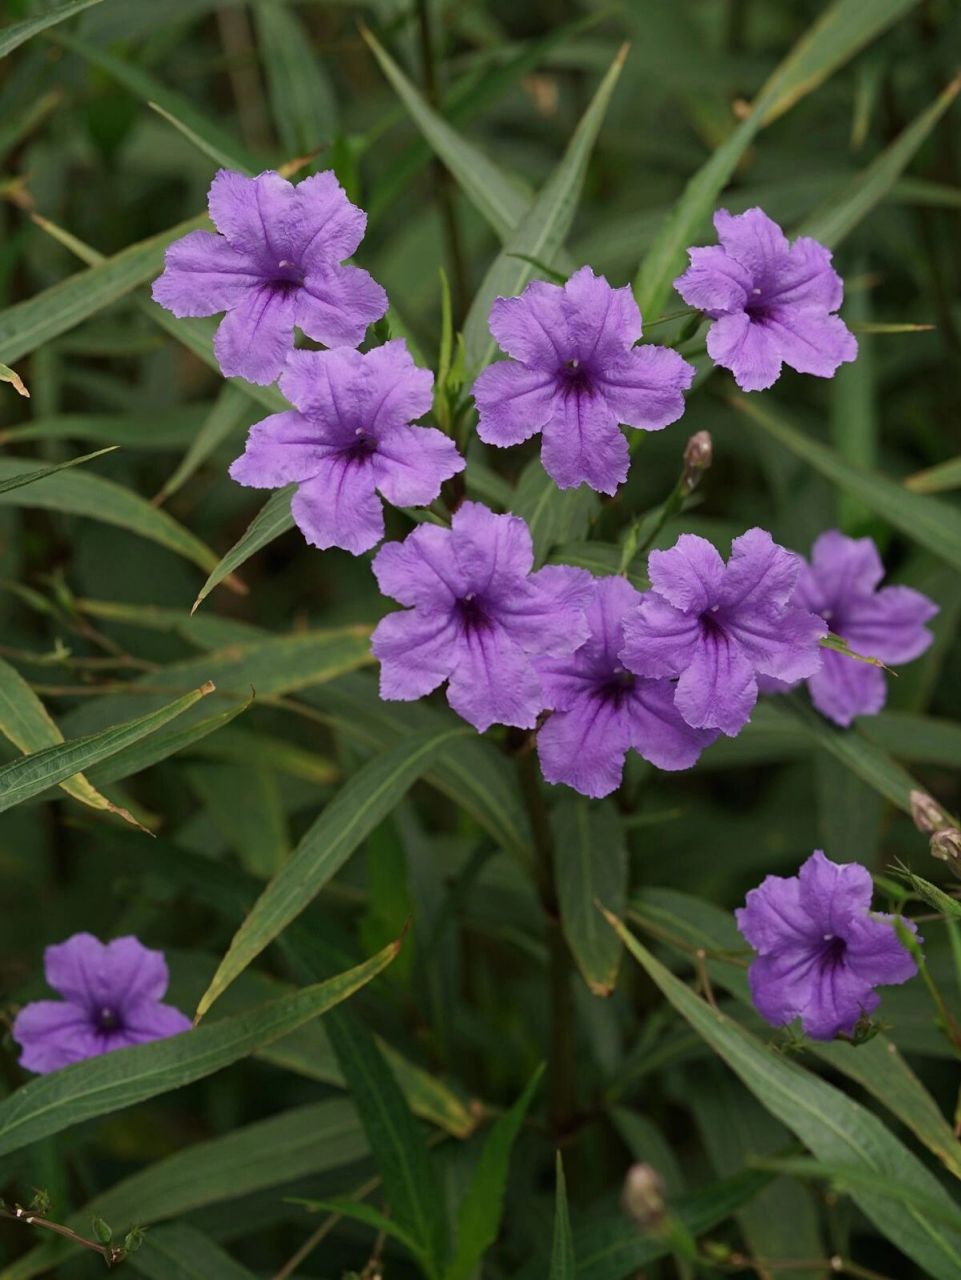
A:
<box><xmin>359</xmin><ymin>340</ymin><xmax>435</xmax><ymax>433</ymax></box>
<box><xmin>279</xmin><ymin>347</ymin><xmax>362</xmax><ymax>422</ymax></box>
<box><xmin>373</xmin><ymin>424</ymin><xmax>464</xmax><ymax>508</ymax></box>
<box><xmin>648</xmin><ymin>534</ymin><xmax>725</xmax><ymax>613</ymax></box>
<box><xmin>293</xmin><ymin>170</ymin><xmax>368</xmax><ymax>266</ymax></box>
<box><xmin>736</xmin><ymin>873</ymin><xmax>817</xmax><ymax>955</ymax></box>
<box><xmin>722</xmin><ymin>605</ymin><xmax>826</xmax><ymax>683</ymax></box>
<box><xmin>721</xmin><ymin>527</ymin><xmax>802</xmax><ymax>611</ymax></box>
<box><xmin>807</xmin><ymin>650</ymin><xmax>887</xmax><ymax>726</ymax></box>
<box><xmin>767</xmin><ymin>236</ymin><xmax>844</xmax><ymax>311</ymax></box>
<box><xmin>208</xmin><ymin>169</ymin><xmax>298</xmax><ymax>261</ymax></box>
<box><xmin>761</xmin><ymin>307</ymin><xmax>858</xmax><ymax>379</ymax></box>
<box><xmin>537</xmin><ymin>575</ymin><xmax>640</xmax><ymax>710</ymax></box>
<box><xmin>122</xmin><ymin>1000</ymin><xmax>192</xmax><ymax>1041</ymax></box>
<box><xmin>13</xmin><ymin>1001</ymin><xmax>100</xmax><ymax>1074</ymax></box>
<box><xmin>494</xmin><ymin>566</ymin><xmax>592</xmax><ymax>657</ymax></box>
<box><xmin>673</xmin><ymin>628</ymin><xmax>758</xmax><ymax>735</ymax></box>
<box><xmin>560</xmin><ymin>266</ymin><xmax>641</xmax><ymax>363</ymax></box>
<box><xmin>627</xmin><ymin>678</ymin><xmax>718</xmax><ymax>770</ymax></box>
<box><xmin>446</xmin><ymin>624</ymin><xmax>544</xmax><ymax>731</ymax></box>
<box><xmin>595</xmin><ymin>344</ymin><xmax>694</xmax><ymax>432</ymax></box>
<box><xmin>151</xmin><ymin>231</ymin><xmax>263</xmax><ymax>318</ymax></box>
<box><xmin>451</xmin><ymin>502</ymin><xmax>534</xmax><ymax>593</ymax></box>
<box><xmin>844</xmin><ymin>914</ymin><xmax>917</xmax><ymax>988</ymax></box>
<box><xmin>748</xmin><ymin>949</ymin><xmax>878</xmax><ymax>1040</ymax></box>
<box><xmin>230</xmin><ymin>410</ymin><xmax>335</xmax><ymax>488</ymax></box>
<box><xmin>214</xmin><ymin>286</ymin><xmax>296</xmax><ymax>385</ymax></box>
<box><xmin>706</xmin><ymin>312</ymin><xmax>783</xmax><ymax>392</ymax></box>
<box><xmin>372</xmin><ymin>608</ymin><xmax>459</xmax><ymax>701</ymax></box>
<box><xmin>45</xmin><ymin>934</ymin><xmax>169</xmax><ymax>1009</ymax></box>
<box><xmin>290</xmin><ymin>457</ymin><xmax>384</xmax><ymax>554</ymax></box>
<box><xmin>488</xmin><ymin>281</ymin><xmax>568</xmax><ymax>368</ymax></box>
<box><xmin>619</xmin><ymin>594</ymin><xmax>702</xmax><ymax>679</ymax></box>
<box><xmin>372</xmin><ymin>525</ymin><xmax>463</xmax><ymax>608</ymax></box>
<box><xmin>537</xmin><ymin>694</ymin><xmax>632</xmax><ymax>798</ymax></box>
<box><xmin>797</xmin><ymin>849</ymin><xmax>874</xmax><ymax>933</ymax></box>
<box><xmin>673</xmin><ymin>245</ymin><xmax>752</xmax><ymax>315</ymax></box>
<box><xmin>796</xmin><ymin>530</ymin><xmax>885</xmax><ymax>614</ymax></box>
<box><xmin>540</xmin><ymin>389</ymin><xmax>629</xmax><ymax>495</ymax></box>
<box><xmin>713</xmin><ymin>207</ymin><xmax>789</xmax><ymax>280</ymax></box>
<box><xmin>842</xmin><ymin>585</ymin><xmax>937</xmax><ymax>664</ymax></box>
<box><xmin>297</xmin><ymin>263</ymin><xmax>388</xmax><ymax>350</ymax></box>
<box><xmin>473</xmin><ymin>361</ymin><xmax>558</xmax><ymax>447</ymax></box>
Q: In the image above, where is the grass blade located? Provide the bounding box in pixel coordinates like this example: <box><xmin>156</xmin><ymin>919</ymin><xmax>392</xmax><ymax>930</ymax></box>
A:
<box><xmin>552</xmin><ymin>798</ymin><xmax>627</xmax><ymax>996</ymax></box>
<box><xmin>0</xmin><ymin>0</ymin><xmax>105</xmax><ymax>59</ymax></box>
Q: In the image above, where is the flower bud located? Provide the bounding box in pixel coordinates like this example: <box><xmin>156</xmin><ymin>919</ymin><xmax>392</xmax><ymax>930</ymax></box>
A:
<box><xmin>681</xmin><ymin>431</ymin><xmax>712</xmax><ymax>494</ymax></box>
<box><xmin>931</xmin><ymin>827</ymin><xmax>961</xmax><ymax>865</ymax></box>
<box><xmin>622</xmin><ymin>1162</ymin><xmax>666</xmax><ymax>1229</ymax></box>
<box><xmin>911</xmin><ymin>790</ymin><xmax>951</xmax><ymax>835</ymax></box>
<box><xmin>92</xmin><ymin>1217</ymin><xmax>112</xmax><ymax>1245</ymax></box>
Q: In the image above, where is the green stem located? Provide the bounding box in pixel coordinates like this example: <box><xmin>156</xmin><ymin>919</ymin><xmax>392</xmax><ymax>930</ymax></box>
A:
<box><xmin>517</xmin><ymin>744</ymin><xmax>576</xmax><ymax>1137</ymax></box>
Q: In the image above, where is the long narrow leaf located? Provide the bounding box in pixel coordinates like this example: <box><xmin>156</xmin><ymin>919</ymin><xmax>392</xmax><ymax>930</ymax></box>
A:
<box><xmin>0</xmin><ymin>0</ymin><xmax>105</xmax><ymax>59</ymax></box>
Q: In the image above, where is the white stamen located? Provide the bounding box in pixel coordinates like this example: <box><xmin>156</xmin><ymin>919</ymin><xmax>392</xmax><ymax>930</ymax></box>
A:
<box><xmin>823</xmin><ymin>933</ymin><xmax>834</xmax><ymax>941</ymax></box>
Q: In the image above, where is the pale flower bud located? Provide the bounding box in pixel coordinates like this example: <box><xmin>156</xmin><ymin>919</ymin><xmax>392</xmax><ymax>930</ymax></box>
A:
<box><xmin>622</xmin><ymin>1162</ymin><xmax>665</xmax><ymax>1229</ymax></box>
<box><xmin>681</xmin><ymin>431</ymin><xmax>713</xmax><ymax>494</ymax></box>
<box><xmin>931</xmin><ymin>827</ymin><xmax>961</xmax><ymax>865</ymax></box>
<box><xmin>911</xmin><ymin>789</ymin><xmax>951</xmax><ymax>835</ymax></box>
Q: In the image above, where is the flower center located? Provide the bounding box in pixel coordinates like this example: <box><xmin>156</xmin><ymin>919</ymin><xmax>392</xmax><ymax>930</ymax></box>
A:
<box><xmin>820</xmin><ymin>935</ymin><xmax>847</xmax><ymax>968</ymax></box>
<box><xmin>345</xmin><ymin>427</ymin><xmax>377</xmax><ymax>461</ymax></box>
<box><xmin>598</xmin><ymin>666</ymin><xmax>636</xmax><ymax>707</ymax></box>
<box><xmin>97</xmin><ymin>1006</ymin><xmax>122</xmax><ymax>1031</ymax></box>
<box><xmin>456</xmin><ymin>591</ymin><xmax>490</xmax><ymax>633</ymax></box>
<box><xmin>559</xmin><ymin>357</ymin><xmax>593</xmax><ymax>394</ymax></box>
<box><xmin>744</xmin><ymin>285</ymin><xmax>769</xmax><ymax>320</ymax></box>
<box><xmin>270</xmin><ymin>258</ymin><xmax>305</xmax><ymax>291</ymax></box>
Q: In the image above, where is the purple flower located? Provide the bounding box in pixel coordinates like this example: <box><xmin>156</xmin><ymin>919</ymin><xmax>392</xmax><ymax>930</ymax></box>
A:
<box><xmin>619</xmin><ymin>529</ymin><xmax>827</xmax><ymax>736</ymax></box>
<box><xmin>536</xmin><ymin>576</ymin><xmax>718</xmax><ymax>798</ymax></box>
<box><xmin>736</xmin><ymin>850</ymin><xmax>918</xmax><ymax>1040</ymax></box>
<box><xmin>761</xmin><ymin>530</ymin><xmax>938</xmax><ymax>726</ymax></box>
<box><xmin>674</xmin><ymin>208</ymin><xmax>857</xmax><ymax>392</ymax></box>
<box><xmin>152</xmin><ymin>169</ymin><xmax>388</xmax><ymax>385</ymax></box>
<box><xmin>371</xmin><ymin>502</ymin><xmax>592</xmax><ymax>732</ymax></box>
<box><xmin>229</xmin><ymin>340</ymin><xmax>464</xmax><ymax>555</ymax></box>
<box><xmin>12</xmin><ymin>934</ymin><xmax>191</xmax><ymax>1074</ymax></box>
<box><xmin>472</xmin><ymin>267</ymin><xmax>695</xmax><ymax>495</ymax></box>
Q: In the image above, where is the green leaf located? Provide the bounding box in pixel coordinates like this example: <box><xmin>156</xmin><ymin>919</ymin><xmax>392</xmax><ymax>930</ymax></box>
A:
<box><xmin>463</xmin><ymin>46</ymin><xmax>627</xmax><ymax>373</ymax></box>
<box><xmin>0</xmin><ymin>683</ymin><xmax>215</xmax><ymax>815</ymax></box>
<box><xmin>731</xmin><ymin>394</ymin><xmax>961</xmax><ymax>574</ymax></box>
<box><xmin>326</xmin><ymin>1009</ymin><xmax>448</xmax><ymax>1279</ymax></box>
<box><xmin>446</xmin><ymin>1066</ymin><xmax>544</xmax><ymax>1280</ymax></box>
<box><xmin>196</xmin><ymin>728</ymin><xmax>469</xmax><ymax>1017</ymax></box>
<box><xmin>54</xmin><ymin>32</ymin><xmax>257</xmax><ymax>173</ymax></box>
<box><xmin>126</xmin><ymin>1224</ymin><xmax>257</xmax><ymax>1280</ymax></box>
<box><xmin>254</xmin><ymin>1</ymin><xmax>337</xmax><ymax>155</ymax></box>
<box><xmin>83</xmin><ymin>696</ymin><xmax>250</xmax><ymax>785</ymax></box>
<box><xmin>552</xmin><ymin>798</ymin><xmax>627</xmax><ymax>997</ymax></box>
<box><xmin>0</xmin><ymin>216</ymin><xmax>206</xmax><ymax>366</ymax></box>
<box><xmin>610</xmin><ymin>913</ymin><xmax>961</xmax><ymax>1278</ymax></box>
<box><xmin>363</xmin><ymin>25</ymin><xmax>529</xmax><ymax>241</ymax></box>
<box><xmin>514</xmin><ymin>458</ymin><xmax>600</xmax><ymax>565</ymax></box>
<box><xmin>192</xmin><ymin>486</ymin><xmax>295</xmax><ymax>612</ymax></box>
<box><xmin>0</xmin><ymin>361</ymin><xmax>28</xmax><ymax>397</ymax></box>
<box><xmin>0</xmin><ymin>456</ymin><xmax>224</xmax><ymax>575</ymax></box>
<box><xmin>155</xmin><ymin>384</ymin><xmax>255</xmax><ymax>505</ymax></box>
<box><xmin>0</xmin><ymin>941</ymin><xmax>398</xmax><ymax>1159</ymax></box>
<box><xmin>634</xmin><ymin>0</ymin><xmax>923</xmax><ymax>318</ymax></box>
<box><xmin>906</xmin><ymin>456</ymin><xmax>961</xmax><ymax>495</ymax></box>
<box><xmin>0</xmin><ymin>446</ymin><xmax>117</xmax><ymax>495</ymax></box>
<box><xmin>0</xmin><ymin>0</ymin><xmax>106</xmax><ymax>59</ymax></box>
<box><xmin>800</xmin><ymin>76</ymin><xmax>961</xmax><ymax>247</ymax></box>
<box><xmin>294</xmin><ymin>1195</ymin><xmax>427</xmax><ymax>1259</ymax></box>
<box><xmin>550</xmin><ymin>1153</ymin><xmax>575</xmax><ymax>1280</ymax></box>
<box><xmin>0</xmin><ymin>654</ymin><xmax>133</xmax><ymax>823</ymax></box>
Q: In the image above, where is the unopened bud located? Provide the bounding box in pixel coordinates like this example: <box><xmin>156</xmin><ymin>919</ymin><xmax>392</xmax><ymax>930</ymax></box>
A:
<box><xmin>123</xmin><ymin>1226</ymin><xmax>146</xmax><ymax>1255</ymax></box>
<box><xmin>681</xmin><ymin>431</ymin><xmax>712</xmax><ymax>494</ymax></box>
<box><xmin>931</xmin><ymin>827</ymin><xmax>961</xmax><ymax>865</ymax></box>
<box><xmin>92</xmin><ymin>1217</ymin><xmax>112</xmax><ymax>1245</ymax></box>
<box><xmin>622</xmin><ymin>1162</ymin><xmax>665</xmax><ymax>1229</ymax></box>
<box><xmin>911</xmin><ymin>790</ymin><xmax>951</xmax><ymax>835</ymax></box>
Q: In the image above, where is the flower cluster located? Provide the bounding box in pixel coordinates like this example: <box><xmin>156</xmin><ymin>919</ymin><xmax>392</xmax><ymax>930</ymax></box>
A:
<box><xmin>737</xmin><ymin>850</ymin><xmax>918</xmax><ymax>1040</ymax></box>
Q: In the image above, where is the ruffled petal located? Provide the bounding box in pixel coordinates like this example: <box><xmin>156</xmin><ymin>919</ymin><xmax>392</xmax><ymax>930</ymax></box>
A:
<box><xmin>372</xmin><ymin>424</ymin><xmax>464</xmax><ymax>508</ymax></box>
<box><xmin>721</xmin><ymin>527</ymin><xmax>802</xmax><ymax>611</ymax></box>
<box><xmin>844</xmin><ymin>914</ymin><xmax>918</xmax><ymax>988</ymax></box>
<box><xmin>290</xmin><ymin>458</ymin><xmax>384</xmax><ymax>554</ymax></box>
<box><xmin>371</xmin><ymin>607</ymin><xmax>459</xmax><ymax>702</ymax></box>
<box><xmin>451</xmin><ymin>502</ymin><xmax>534</xmax><ymax>593</ymax></box>
<box><xmin>152</xmin><ymin>231</ymin><xmax>263</xmax><ymax>318</ymax></box>
<box><xmin>721</xmin><ymin>605</ymin><xmax>826</xmax><ymax>683</ymax></box>
<box><xmin>537</xmin><ymin>693</ymin><xmax>632</xmax><ymax>798</ymax></box>
<box><xmin>372</xmin><ymin>525</ymin><xmax>464</xmax><ymax>608</ymax></box>
<box><xmin>297</xmin><ymin>263</ymin><xmax>388</xmax><ymax>350</ymax></box>
<box><xmin>540</xmin><ymin>389</ymin><xmax>628</xmax><ymax>495</ymax></box>
<box><xmin>358</xmin><ymin>339</ymin><xmax>435</xmax><ymax>434</ymax></box>
<box><xmin>213</xmin><ymin>286</ymin><xmax>296</xmax><ymax>385</ymax></box>
<box><xmin>797</xmin><ymin>849</ymin><xmax>874</xmax><ymax>933</ymax></box>
<box><xmin>673</xmin><ymin>245</ymin><xmax>752</xmax><ymax>315</ymax></box>
<box><xmin>446</xmin><ymin>623</ymin><xmax>544</xmax><ymax>732</ymax></box>
<box><xmin>473</xmin><ymin>360</ymin><xmax>559</xmax><ymax>447</ymax></box>
<box><xmin>121</xmin><ymin>1000</ymin><xmax>192</xmax><ymax>1041</ymax></box>
<box><xmin>806</xmin><ymin>649</ymin><xmax>887</xmax><ymax>727</ymax></box>
<box><xmin>279</xmin><ymin>347</ymin><xmax>362</xmax><ymax>425</ymax></box>
<box><xmin>627</xmin><ymin>677</ymin><xmax>718</xmax><ymax>770</ymax></box>
<box><xmin>648</xmin><ymin>534</ymin><xmax>725</xmax><ymax>613</ymax></box>
<box><xmin>762</xmin><ymin>307</ymin><xmax>858</xmax><ymax>379</ymax></box>
<box><xmin>706</xmin><ymin>311</ymin><xmax>783</xmax><ymax>392</ymax></box>
<box><xmin>493</xmin><ymin>565</ymin><xmax>592</xmax><ymax>657</ymax></box>
<box><xmin>766</xmin><ymin>236</ymin><xmax>844</xmax><ymax>311</ymax></box>
<box><xmin>796</xmin><ymin>530</ymin><xmax>885</xmax><ymax>614</ymax></box>
<box><xmin>208</xmin><ymin>169</ymin><xmax>298</xmax><ymax>262</ymax></box>
<box><xmin>294</xmin><ymin>170</ymin><xmax>368</xmax><ymax>266</ymax></box>
<box><xmin>229</xmin><ymin>410</ymin><xmax>336</xmax><ymax>488</ymax></box>
<box><xmin>12</xmin><ymin>1001</ymin><xmax>99</xmax><ymax>1074</ymax></box>
<box><xmin>488</xmin><ymin>281</ymin><xmax>569</xmax><ymax>368</ymax></box>
<box><xmin>798</xmin><ymin>956</ymin><xmax>879</xmax><ymax>1040</ymax></box>
<box><xmin>594</xmin><ymin>344</ymin><xmax>694</xmax><ymax>432</ymax></box>
<box><xmin>714</xmin><ymin>206</ymin><xmax>789</xmax><ymax>281</ymax></box>
<box><xmin>841</xmin><ymin>585</ymin><xmax>937</xmax><ymax>664</ymax></box>
<box><xmin>673</xmin><ymin>627</ymin><xmax>757</xmax><ymax>735</ymax></box>
<box><xmin>619</xmin><ymin>594</ymin><xmax>702</xmax><ymax>679</ymax></box>
<box><xmin>736</xmin><ymin>872</ymin><xmax>818</xmax><ymax>955</ymax></box>
<box><xmin>45</xmin><ymin>934</ymin><xmax>169</xmax><ymax>1009</ymax></box>
<box><xmin>560</xmin><ymin>266</ymin><xmax>641</xmax><ymax>363</ymax></box>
